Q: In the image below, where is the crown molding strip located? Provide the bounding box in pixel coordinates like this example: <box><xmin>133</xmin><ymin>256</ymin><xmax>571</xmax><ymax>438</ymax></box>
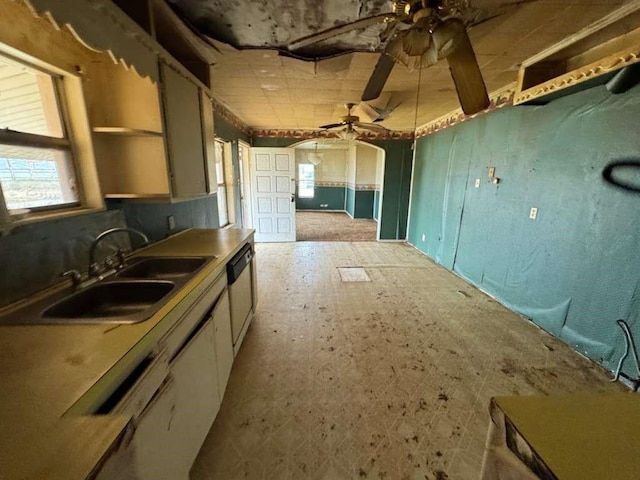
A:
<box><xmin>415</xmin><ymin>84</ymin><xmax>516</xmax><ymax>139</ymax></box>
<box><xmin>211</xmin><ymin>99</ymin><xmax>253</xmax><ymax>136</ymax></box>
<box><xmin>251</xmin><ymin>129</ymin><xmax>414</xmax><ymax>140</ymax></box>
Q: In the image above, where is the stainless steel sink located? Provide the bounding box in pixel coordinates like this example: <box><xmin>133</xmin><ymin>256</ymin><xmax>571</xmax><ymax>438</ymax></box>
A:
<box><xmin>0</xmin><ymin>255</ymin><xmax>216</xmax><ymax>326</ymax></box>
<box><xmin>41</xmin><ymin>280</ymin><xmax>175</xmax><ymax>324</ymax></box>
<box><xmin>116</xmin><ymin>256</ymin><xmax>212</xmax><ymax>281</ymax></box>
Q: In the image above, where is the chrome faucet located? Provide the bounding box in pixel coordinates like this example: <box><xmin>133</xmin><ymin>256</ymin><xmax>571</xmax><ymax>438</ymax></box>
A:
<box><xmin>88</xmin><ymin>227</ymin><xmax>149</xmax><ymax>277</ymax></box>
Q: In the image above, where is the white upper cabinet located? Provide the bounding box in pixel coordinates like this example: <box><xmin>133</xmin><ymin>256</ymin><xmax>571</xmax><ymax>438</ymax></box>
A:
<box><xmin>87</xmin><ymin>59</ymin><xmax>215</xmax><ymax>201</ymax></box>
<box><xmin>160</xmin><ymin>63</ymin><xmax>207</xmax><ymax>198</ymax></box>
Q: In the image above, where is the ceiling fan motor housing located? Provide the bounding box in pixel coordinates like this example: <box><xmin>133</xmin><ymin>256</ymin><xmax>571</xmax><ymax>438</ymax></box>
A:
<box><xmin>341</xmin><ymin>114</ymin><xmax>360</xmax><ymax>123</ymax></box>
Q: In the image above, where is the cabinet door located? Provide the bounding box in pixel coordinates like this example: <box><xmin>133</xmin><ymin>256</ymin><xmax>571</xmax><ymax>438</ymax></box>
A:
<box><xmin>201</xmin><ymin>90</ymin><xmax>218</xmax><ymax>193</ymax></box>
<box><xmin>160</xmin><ymin>63</ymin><xmax>207</xmax><ymax>197</ymax></box>
<box><xmin>132</xmin><ymin>378</ymin><xmax>183</xmax><ymax>480</ymax></box>
<box><xmin>213</xmin><ymin>290</ymin><xmax>233</xmax><ymax>394</ymax></box>
<box><xmin>170</xmin><ymin>315</ymin><xmax>220</xmax><ymax>476</ymax></box>
<box><xmin>230</xmin><ymin>265</ymin><xmax>253</xmax><ymax>345</ymax></box>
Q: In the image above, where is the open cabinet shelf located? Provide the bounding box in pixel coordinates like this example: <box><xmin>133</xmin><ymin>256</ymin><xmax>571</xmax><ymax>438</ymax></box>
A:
<box><xmin>93</xmin><ymin>127</ymin><xmax>163</xmax><ymax>137</ymax></box>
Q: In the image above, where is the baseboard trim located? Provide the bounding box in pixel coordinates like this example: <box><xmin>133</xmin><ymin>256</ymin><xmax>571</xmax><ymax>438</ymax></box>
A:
<box><xmin>296</xmin><ymin>209</ymin><xmax>347</xmax><ymax>213</ymax></box>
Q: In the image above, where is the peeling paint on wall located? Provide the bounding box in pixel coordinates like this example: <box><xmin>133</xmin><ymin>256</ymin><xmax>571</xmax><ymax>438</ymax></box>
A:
<box><xmin>408</xmin><ymin>84</ymin><xmax>640</xmax><ymax>377</ymax></box>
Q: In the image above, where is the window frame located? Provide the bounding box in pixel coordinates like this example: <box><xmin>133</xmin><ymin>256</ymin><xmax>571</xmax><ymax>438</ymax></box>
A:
<box><xmin>0</xmin><ymin>46</ymin><xmax>103</xmax><ymax>231</ymax></box>
<box><xmin>297</xmin><ymin>163</ymin><xmax>315</xmax><ymax>199</ymax></box>
<box><xmin>214</xmin><ymin>139</ymin><xmax>229</xmax><ymax>227</ymax></box>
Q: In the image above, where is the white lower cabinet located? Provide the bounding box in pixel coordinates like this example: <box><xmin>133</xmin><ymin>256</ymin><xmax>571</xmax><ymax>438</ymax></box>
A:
<box><xmin>94</xmin><ymin>288</ymin><xmax>234</xmax><ymax>480</ymax></box>
<box><xmin>131</xmin><ymin>377</ymin><xmax>181</xmax><ymax>479</ymax></box>
<box><xmin>169</xmin><ymin>314</ymin><xmax>220</xmax><ymax>478</ymax></box>
<box><xmin>213</xmin><ymin>291</ymin><xmax>233</xmax><ymax>394</ymax></box>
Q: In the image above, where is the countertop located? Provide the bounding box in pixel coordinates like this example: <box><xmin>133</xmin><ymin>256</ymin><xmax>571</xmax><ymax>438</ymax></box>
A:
<box><xmin>0</xmin><ymin>228</ymin><xmax>254</xmax><ymax>480</ymax></box>
<box><xmin>493</xmin><ymin>393</ymin><xmax>640</xmax><ymax>479</ymax></box>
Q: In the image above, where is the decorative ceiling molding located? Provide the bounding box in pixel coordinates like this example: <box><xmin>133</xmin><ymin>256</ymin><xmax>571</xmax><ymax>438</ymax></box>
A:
<box><xmin>251</xmin><ymin>128</ymin><xmax>414</xmax><ymax>140</ymax></box>
<box><xmin>211</xmin><ymin>99</ymin><xmax>253</xmax><ymax>136</ymax></box>
<box><xmin>415</xmin><ymin>84</ymin><xmax>516</xmax><ymax>139</ymax></box>
<box><xmin>23</xmin><ymin>0</ymin><xmax>160</xmax><ymax>81</ymax></box>
<box><xmin>515</xmin><ymin>47</ymin><xmax>640</xmax><ymax>105</ymax></box>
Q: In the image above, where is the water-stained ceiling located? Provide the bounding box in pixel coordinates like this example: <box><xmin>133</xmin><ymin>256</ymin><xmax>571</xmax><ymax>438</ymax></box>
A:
<box><xmin>168</xmin><ymin>0</ymin><xmax>632</xmax><ymax>132</ymax></box>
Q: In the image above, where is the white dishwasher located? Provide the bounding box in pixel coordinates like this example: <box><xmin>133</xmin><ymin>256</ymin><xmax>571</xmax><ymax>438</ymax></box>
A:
<box><xmin>227</xmin><ymin>242</ymin><xmax>254</xmax><ymax>354</ymax></box>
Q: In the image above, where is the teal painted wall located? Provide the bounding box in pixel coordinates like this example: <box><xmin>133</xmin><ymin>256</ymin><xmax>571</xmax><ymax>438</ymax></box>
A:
<box><xmin>369</xmin><ymin>139</ymin><xmax>413</xmax><ymax>240</ymax></box>
<box><xmin>296</xmin><ymin>186</ymin><xmax>345</xmax><ymax>210</ymax></box>
<box><xmin>373</xmin><ymin>189</ymin><xmax>381</xmax><ymax>221</ymax></box>
<box><xmin>346</xmin><ymin>187</ymin><xmax>355</xmax><ymax>217</ymax></box>
<box><xmin>354</xmin><ymin>190</ymin><xmax>375</xmax><ymax>219</ymax></box>
<box><xmin>106</xmin><ymin>196</ymin><xmax>219</xmax><ymax>242</ymax></box>
<box><xmin>214</xmin><ymin>113</ymin><xmax>251</xmax><ymax>144</ymax></box>
<box><xmin>407</xmin><ymin>85</ymin><xmax>640</xmax><ymax>377</ymax></box>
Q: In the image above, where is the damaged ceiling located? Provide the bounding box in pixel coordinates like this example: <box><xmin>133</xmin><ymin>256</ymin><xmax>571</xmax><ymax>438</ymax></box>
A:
<box><xmin>167</xmin><ymin>0</ymin><xmax>633</xmax><ymax>131</ymax></box>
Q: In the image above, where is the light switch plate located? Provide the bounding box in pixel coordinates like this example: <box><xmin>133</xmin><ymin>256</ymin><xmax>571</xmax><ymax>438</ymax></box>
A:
<box><xmin>421</xmin><ymin>233</ymin><xmax>426</xmax><ymax>242</ymax></box>
<box><xmin>529</xmin><ymin>207</ymin><xmax>538</xmax><ymax>220</ymax></box>
<box><xmin>167</xmin><ymin>215</ymin><xmax>176</xmax><ymax>230</ymax></box>
<box><xmin>475</xmin><ymin>178</ymin><xmax>480</xmax><ymax>188</ymax></box>
<box><xmin>488</xmin><ymin>167</ymin><xmax>495</xmax><ymax>178</ymax></box>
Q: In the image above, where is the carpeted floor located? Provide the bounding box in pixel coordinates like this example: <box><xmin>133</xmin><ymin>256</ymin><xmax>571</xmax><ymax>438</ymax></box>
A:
<box><xmin>296</xmin><ymin>211</ymin><xmax>377</xmax><ymax>242</ymax></box>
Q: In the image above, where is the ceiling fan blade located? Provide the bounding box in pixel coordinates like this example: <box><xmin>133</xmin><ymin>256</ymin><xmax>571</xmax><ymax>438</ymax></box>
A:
<box><xmin>319</xmin><ymin>122</ymin><xmax>345</xmax><ymax>129</ymax></box>
<box><xmin>361</xmin><ymin>53</ymin><xmax>395</xmax><ymax>102</ymax></box>
<box><xmin>288</xmin><ymin>13</ymin><xmax>392</xmax><ymax>51</ymax></box>
<box><xmin>446</xmin><ymin>29</ymin><xmax>490</xmax><ymax>115</ymax></box>
<box><xmin>354</xmin><ymin>121</ymin><xmax>388</xmax><ymax>132</ymax></box>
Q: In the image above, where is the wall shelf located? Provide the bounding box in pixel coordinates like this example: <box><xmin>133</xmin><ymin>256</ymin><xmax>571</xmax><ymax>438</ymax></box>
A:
<box><xmin>514</xmin><ymin>0</ymin><xmax>640</xmax><ymax>105</ymax></box>
<box><xmin>93</xmin><ymin>127</ymin><xmax>163</xmax><ymax>137</ymax></box>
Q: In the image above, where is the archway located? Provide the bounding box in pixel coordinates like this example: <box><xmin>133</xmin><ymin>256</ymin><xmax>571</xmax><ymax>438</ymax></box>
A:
<box><xmin>290</xmin><ymin>139</ymin><xmax>386</xmax><ymax>241</ymax></box>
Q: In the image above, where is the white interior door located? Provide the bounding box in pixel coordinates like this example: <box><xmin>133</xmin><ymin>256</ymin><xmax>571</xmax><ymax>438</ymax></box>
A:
<box><xmin>250</xmin><ymin>147</ymin><xmax>296</xmax><ymax>242</ymax></box>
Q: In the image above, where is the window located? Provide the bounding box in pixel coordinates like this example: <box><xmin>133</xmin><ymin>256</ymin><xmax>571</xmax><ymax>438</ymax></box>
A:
<box><xmin>0</xmin><ymin>55</ymin><xmax>79</xmax><ymax>217</ymax></box>
<box><xmin>215</xmin><ymin>140</ymin><xmax>228</xmax><ymax>226</ymax></box>
<box><xmin>298</xmin><ymin>163</ymin><xmax>315</xmax><ymax>198</ymax></box>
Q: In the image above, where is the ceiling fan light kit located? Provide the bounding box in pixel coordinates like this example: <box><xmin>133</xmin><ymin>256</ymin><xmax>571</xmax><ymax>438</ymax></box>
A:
<box><xmin>318</xmin><ymin>103</ymin><xmax>390</xmax><ymax>140</ymax></box>
<box><xmin>337</xmin><ymin>129</ymin><xmax>360</xmax><ymax>140</ymax></box>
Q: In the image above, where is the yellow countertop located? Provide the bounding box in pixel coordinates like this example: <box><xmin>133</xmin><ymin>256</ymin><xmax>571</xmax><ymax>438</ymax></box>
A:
<box><xmin>0</xmin><ymin>228</ymin><xmax>254</xmax><ymax>480</ymax></box>
<box><xmin>493</xmin><ymin>394</ymin><xmax>640</xmax><ymax>480</ymax></box>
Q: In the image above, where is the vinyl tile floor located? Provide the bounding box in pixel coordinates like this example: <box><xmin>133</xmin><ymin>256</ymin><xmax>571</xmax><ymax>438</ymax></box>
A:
<box><xmin>191</xmin><ymin>242</ymin><xmax>625</xmax><ymax>480</ymax></box>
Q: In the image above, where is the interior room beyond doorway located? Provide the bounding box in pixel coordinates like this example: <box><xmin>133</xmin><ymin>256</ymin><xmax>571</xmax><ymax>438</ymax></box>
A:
<box><xmin>294</xmin><ymin>139</ymin><xmax>384</xmax><ymax>242</ymax></box>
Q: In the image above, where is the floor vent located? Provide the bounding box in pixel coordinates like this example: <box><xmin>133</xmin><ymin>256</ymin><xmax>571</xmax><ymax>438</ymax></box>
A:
<box><xmin>337</xmin><ymin>267</ymin><xmax>371</xmax><ymax>282</ymax></box>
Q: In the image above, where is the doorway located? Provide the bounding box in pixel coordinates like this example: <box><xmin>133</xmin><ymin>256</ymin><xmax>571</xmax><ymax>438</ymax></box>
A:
<box><xmin>292</xmin><ymin>139</ymin><xmax>385</xmax><ymax>242</ymax></box>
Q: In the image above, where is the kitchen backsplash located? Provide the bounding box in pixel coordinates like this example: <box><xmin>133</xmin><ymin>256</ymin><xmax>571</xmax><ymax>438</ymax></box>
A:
<box><xmin>0</xmin><ymin>210</ymin><xmax>130</xmax><ymax>308</ymax></box>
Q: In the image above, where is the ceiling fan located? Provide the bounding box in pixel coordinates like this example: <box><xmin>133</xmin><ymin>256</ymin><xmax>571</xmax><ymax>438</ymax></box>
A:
<box><xmin>319</xmin><ymin>103</ymin><xmax>390</xmax><ymax>139</ymax></box>
<box><xmin>289</xmin><ymin>0</ymin><xmax>490</xmax><ymax>115</ymax></box>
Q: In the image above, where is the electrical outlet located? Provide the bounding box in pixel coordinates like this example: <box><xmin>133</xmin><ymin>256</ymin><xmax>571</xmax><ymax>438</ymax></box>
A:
<box><xmin>488</xmin><ymin>167</ymin><xmax>495</xmax><ymax>178</ymax></box>
<box><xmin>475</xmin><ymin>178</ymin><xmax>480</xmax><ymax>188</ymax></box>
<box><xmin>421</xmin><ymin>233</ymin><xmax>426</xmax><ymax>242</ymax></box>
<box><xmin>529</xmin><ymin>207</ymin><xmax>538</xmax><ymax>220</ymax></box>
<box><xmin>167</xmin><ymin>215</ymin><xmax>176</xmax><ymax>230</ymax></box>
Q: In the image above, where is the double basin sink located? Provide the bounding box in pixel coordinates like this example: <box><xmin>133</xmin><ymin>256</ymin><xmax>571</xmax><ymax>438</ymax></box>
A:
<box><xmin>1</xmin><ymin>256</ymin><xmax>215</xmax><ymax>326</ymax></box>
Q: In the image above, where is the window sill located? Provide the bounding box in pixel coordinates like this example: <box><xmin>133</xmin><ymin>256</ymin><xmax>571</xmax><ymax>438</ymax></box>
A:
<box><xmin>1</xmin><ymin>206</ymin><xmax>104</xmax><ymax>233</ymax></box>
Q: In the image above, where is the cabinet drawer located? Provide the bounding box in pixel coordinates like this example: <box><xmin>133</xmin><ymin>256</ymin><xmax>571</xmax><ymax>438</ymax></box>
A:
<box><xmin>98</xmin><ymin>349</ymin><xmax>169</xmax><ymax>420</ymax></box>
<box><xmin>160</xmin><ymin>271</ymin><xmax>226</xmax><ymax>358</ymax></box>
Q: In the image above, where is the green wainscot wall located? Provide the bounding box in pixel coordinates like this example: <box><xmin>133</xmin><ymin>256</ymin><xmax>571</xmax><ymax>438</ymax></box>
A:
<box><xmin>296</xmin><ymin>186</ymin><xmax>345</xmax><ymax>210</ymax></box>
